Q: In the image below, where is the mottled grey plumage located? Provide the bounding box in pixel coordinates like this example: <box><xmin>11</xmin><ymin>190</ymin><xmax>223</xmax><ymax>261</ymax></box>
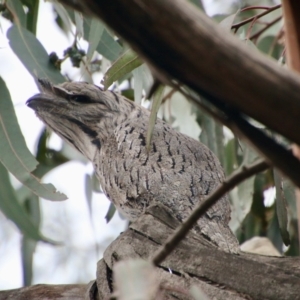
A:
<box><xmin>27</xmin><ymin>79</ymin><xmax>239</xmax><ymax>253</ymax></box>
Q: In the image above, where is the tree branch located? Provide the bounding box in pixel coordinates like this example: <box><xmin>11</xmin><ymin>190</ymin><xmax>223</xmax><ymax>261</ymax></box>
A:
<box><xmin>231</xmin><ymin>4</ymin><xmax>281</xmax><ymax>30</ymax></box>
<box><xmin>58</xmin><ymin>0</ymin><xmax>300</xmax><ymax>149</ymax></box>
<box><xmin>152</xmin><ymin>159</ymin><xmax>269</xmax><ymax>266</ymax></box>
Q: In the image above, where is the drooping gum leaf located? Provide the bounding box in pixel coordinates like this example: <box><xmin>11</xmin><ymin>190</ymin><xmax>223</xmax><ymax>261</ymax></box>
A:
<box><xmin>132</xmin><ymin>65</ymin><xmax>144</xmax><ymax>104</ymax></box>
<box><xmin>0</xmin><ymin>78</ymin><xmax>67</xmax><ymax>201</ymax></box>
<box><xmin>7</xmin><ymin>25</ymin><xmax>65</xmax><ymax>84</ymax></box>
<box><xmin>25</xmin><ymin>0</ymin><xmax>40</xmax><ymax>35</ymax></box>
<box><xmin>6</xmin><ymin>0</ymin><xmax>26</xmax><ymax>28</ymax></box>
<box><xmin>0</xmin><ymin>77</ymin><xmax>38</xmax><ymax>171</ymax></box>
<box><xmin>274</xmin><ymin>171</ymin><xmax>291</xmax><ymax>246</ymax></box>
<box><xmin>87</xmin><ymin>18</ymin><xmax>105</xmax><ymax>61</ymax></box>
<box><xmin>22</xmin><ymin>236</ymin><xmax>37</xmax><ymax>285</ymax></box>
<box><xmin>102</xmin><ymin>49</ymin><xmax>143</xmax><ymax>89</ymax></box>
<box><xmin>146</xmin><ymin>85</ymin><xmax>165</xmax><ymax>151</ymax></box>
<box><xmin>0</xmin><ymin>162</ymin><xmax>51</xmax><ymax>242</ymax></box>
<box><xmin>97</xmin><ymin>29</ymin><xmax>123</xmax><ymax>61</ymax></box>
<box><xmin>81</xmin><ymin>16</ymin><xmax>122</xmax><ymax>61</ymax></box>
<box><xmin>51</xmin><ymin>1</ymin><xmax>73</xmax><ymax>34</ymax></box>
<box><xmin>219</xmin><ymin>9</ymin><xmax>240</xmax><ymax>31</ymax></box>
<box><xmin>74</xmin><ymin>11</ymin><xmax>84</xmax><ymax>39</ymax></box>
<box><xmin>105</xmin><ymin>202</ymin><xmax>116</xmax><ymax>223</ymax></box>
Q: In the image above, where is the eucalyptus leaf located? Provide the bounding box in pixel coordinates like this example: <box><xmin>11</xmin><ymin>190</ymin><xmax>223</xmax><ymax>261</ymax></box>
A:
<box><xmin>188</xmin><ymin>0</ymin><xmax>204</xmax><ymax>10</ymax></box>
<box><xmin>146</xmin><ymin>85</ymin><xmax>165</xmax><ymax>151</ymax></box>
<box><xmin>81</xmin><ymin>17</ymin><xmax>122</xmax><ymax>61</ymax></box>
<box><xmin>196</xmin><ymin>107</ymin><xmax>224</xmax><ymax>163</ymax></box>
<box><xmin>21</xmin><ymin>236</ymin><xmax>37</xmax><ymax>286</ymax></box>
<box><xmin>97</xmin><ymin>29</ymin><xmax>123</xmax><ymax>61</ymax></box>
<box><xmin>6</xmin><ymin>0</ymin><xmax>26</xmax><ymax>28</ymax></box>
<box><xmin>24</xmin><ymin>0</ymin><xmax>39</xmax><ymax>34</ymax></box>
<box><xmin>51</xmin><ymin>1</ymin><xmax>73</xmax><ymax>34</ymax></box>
<box><xmin>0</xmin><ymin>162</ymin><xmax>50</xmax><ymax>242</ymax></box>
<box><xmin>7</xmin><ymin>25</ymin><xmax>65</xmax><ymax>84</ymax></box>
<box><xmin>74</xmin><ymin>11</ymin><xmax>84</xmax><ymax>38</ymax></box>
<box><xmin>102</xmin><ymin>49</ymin><xmax>143</xmax><ymax>89</ymax></box>
<box><xmin>0</xmin><ymin>78</ymin><xmax>67</xmax><ymax>201</ymax></box>
<box><xmin>105</xmin><ymin>202</ymin><xmax>116</xmax><ymax>223</ymax></box>
<box><xmin>219</xmin><ymin>10</ymin><xmax>240</xmax><ymax>31</ymax></box>
<box><xmin>87</xmin><ymin>18</ymin><xmax>105</xmax><ymax>61</ymax></box>
<box><xmin>274</xmin><ymin>171</ymin><xmax>291</xmax><ymax>246</ymax></box>
<box><xmin>21</xmin><ymin>195</ymin><xmax>40</xmax><ymax>286</ymax></box>
<box><xmin>132</xmin><ymin>65</ymin><xmax>144</xmax><ymax>104</ymax></box>
<box><xmin>85</xmin><ymin>174</ymin><xmax>93</xmax><ymax>218</ymax></box>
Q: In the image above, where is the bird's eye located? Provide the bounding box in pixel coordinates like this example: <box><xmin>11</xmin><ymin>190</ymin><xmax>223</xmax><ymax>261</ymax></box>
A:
<box><xmin>70</xmin><ymin>95</ymin><xmax>91</xmax><ymax>103</ymax></box>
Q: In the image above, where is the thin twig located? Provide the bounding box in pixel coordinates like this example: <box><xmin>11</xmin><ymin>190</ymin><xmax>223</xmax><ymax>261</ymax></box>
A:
<box><xmin>152</xmin><ymin>159</ymin><xmax>270</xmax><ymax>266</ymax></box>
<box><xmin>231</xmin><ymin>4</ymin><xmax>281</xmax><ymax>30</ymax></box>
<box><xmin>250</xmin><ymin>16</ymin><xmax>282</xmax><ymax>42</ymax></box>
<box><xmin>241</xmin><ymin>6</ymin><xmax>273</xmax><ymax>12</ymax></box>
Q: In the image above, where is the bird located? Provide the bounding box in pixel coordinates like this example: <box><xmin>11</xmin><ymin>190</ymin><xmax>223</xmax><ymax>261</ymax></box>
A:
<box><xmin>26</xmin><ymin>79</ymin><xmax>239</xmax><ymax>253</ymax></box>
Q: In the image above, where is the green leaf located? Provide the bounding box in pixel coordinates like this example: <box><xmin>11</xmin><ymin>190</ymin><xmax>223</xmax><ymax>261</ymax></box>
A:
<box><xmin>196</xmin><ymin>107</ymin><xmax>224</xmax><ymax>163</ymax></box>
<box><xmin>24</xmin><ymin>0</ymin><xmax>39</xmax><ymax>34</ymax></box>
<box><xmin>21</xmin><ymin>195</ymin><xmax>40</xmax><ymax>286</ymax></box>
<box><xmin>97</xmin><ymin>29</ymin><xmax>123</xmax><ymax>61</ymax></box>
<box><xmin>132</xmin><ymin>65</ymin><xmax>144</xmax><ymax>104</ymax></box>
<box><xmin>0</xmin><ymin>78</ymin><xmax>37</xmax><ymax>171</ymax></box>
<box><xmin>274</xmin><ymin>171</ymin><xmax>291</xmax><ymax>246</ymax></box>
<box><xmin>87</xmin><ymin>18</ymin><xmax>105</xmax><ymax>61</ymax></box>
<box><xmin>257</xmin><ymin>36</ymin><xmax>284</xmax><ymax>59</ymax></box>
<box><xmin>82</xmin><ymin>17</ymin><xmax>122</xmax><ymax>61</ymax></box>
<box><xmin>51</xmin><ymin>1</ymin><xmax>73</xmax><ymax>34</ymax></box>
<box><xmin>219</xmin><ymin>10</ymin><xmax>240</xmax><ymax>31</ymax></box>
<box><xmin>188</xmin><ymin>0</ymin><xmax>204</xmax><ymax>10</ymax></box>
<box><xmin>102</xmin><ymin>49</ymin><xmax>143</xmax><ymax>89</ymax></box>
<box><xmin>6</xmin><ymin>0</ymin><xmax>26</xmax><ymax>28</ymax></box>
<box><xmin>0</xmin><ymin>162</ymin><xmax>49</xmax><ymax>242</ymax></box>
<box><xmin>21</xmin><ymin>236</ymin><xmax>37</xmax><ymax>286</ymax></box>
<box><xmin>224</xmin><ymin>138</ymin><xmax>237</xmax><ymax>175</ymax></box>
<box><xmin>85</xmin><ymin>174</ymin><xmax>93</xmax><ymax>218</ymax></box>
<box><xmin>146</xmin><ymin>85</ymin><xmax>164</xmax><ymax>151</ymax></box>
<box><xmin>7</xmin><ymin>25</ymin><xmax>65</xmax><ymax>84</ymax></box>
<box><xmin>92</xmin><ymin>172</ymin><xmax>102</xmax><ymax>193</ymax></box>
<box><xmin>74</xmin><ymin>11</ymin><xmax>83</xmax><ymax>38</ymax></box>
<box><xmin>0</xmin><ymin>78</ymin><xmax>67</xmax><ymax>200</ymax></box>
<box><xmin>105</xmin><ymin>202</ymin><xmax>116</xmax><ymax>223</ymax></box>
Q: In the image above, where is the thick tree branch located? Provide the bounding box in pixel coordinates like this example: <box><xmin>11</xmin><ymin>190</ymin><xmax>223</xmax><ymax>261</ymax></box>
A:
<box><xmin>0</xmin><ymin>284</ymin><xmax>89</xmax><ymax>300</ymax></box>
<box><xmin>58</xmin><ymin>0</ymin><xmax>300</xmax><ymax>148</ymax></box>
<box><xmin>1</xmin><ymin>207</ymin><xmax>300</xmax><ymax>299</ymax></box>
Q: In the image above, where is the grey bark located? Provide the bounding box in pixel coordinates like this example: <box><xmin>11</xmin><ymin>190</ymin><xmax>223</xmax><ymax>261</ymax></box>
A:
<box><xmin>1</xmin><ymin>205</ymin><xmax>300</xmax><ymax>299</ymax></box>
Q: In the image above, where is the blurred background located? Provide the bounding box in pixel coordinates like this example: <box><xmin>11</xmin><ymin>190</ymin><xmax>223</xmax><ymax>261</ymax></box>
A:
<box><xmin>0</xmin><ymin>0</ymin><xmax>293</xmax><ymax>290</ymax></box>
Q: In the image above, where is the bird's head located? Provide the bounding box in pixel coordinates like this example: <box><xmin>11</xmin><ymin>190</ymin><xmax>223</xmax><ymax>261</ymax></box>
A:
<box><xmin>26</xmin><ymin>79</ymin><xmax>127</xmax><ymax>161</ymax></box>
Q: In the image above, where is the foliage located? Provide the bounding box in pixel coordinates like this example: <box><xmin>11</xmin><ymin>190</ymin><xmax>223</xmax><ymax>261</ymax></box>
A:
<box><xmin>0</xmin><ymin>0</ymin><xmax>298</xmax><ymax>291</ymax></box>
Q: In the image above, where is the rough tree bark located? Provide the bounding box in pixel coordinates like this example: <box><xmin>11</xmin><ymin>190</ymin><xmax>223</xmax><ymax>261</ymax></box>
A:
<box><xmin>1</xmin><ymin>205</ymin><xmax>300</xmax><ymax>299</ymax></box>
